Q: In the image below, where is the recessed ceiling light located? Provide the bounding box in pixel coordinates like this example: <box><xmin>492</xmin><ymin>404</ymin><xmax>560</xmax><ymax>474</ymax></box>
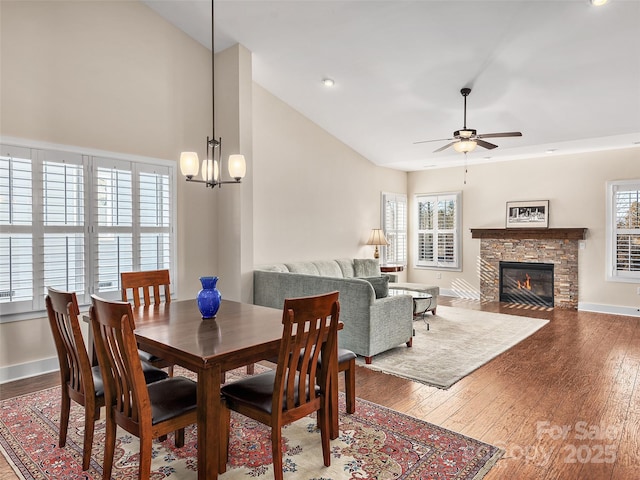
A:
<box><xmin>322</xmin><ymin>78</ymin><xmax>335</xmax><ymax>87</ymax></box>
<box><xmin>545</xmin><ymin>149</ymin><xmax>557</xmax><ymax>154</ymax></box>
<box><xmin>589</xmin><ymin>0</ymin><xmax>609</xmax><ymax>6</ymax></box>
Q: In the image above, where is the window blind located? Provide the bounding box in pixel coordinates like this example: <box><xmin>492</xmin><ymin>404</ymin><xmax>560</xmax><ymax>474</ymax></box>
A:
<box><xmin>381</xmin><ymin>193</ymin><xmax>407</xmax><ymax>265</ymax></box>
<box><xmin>415</xmin><ymin>192</ymin><xmax>461</xmax><ymax>269</ymax></box>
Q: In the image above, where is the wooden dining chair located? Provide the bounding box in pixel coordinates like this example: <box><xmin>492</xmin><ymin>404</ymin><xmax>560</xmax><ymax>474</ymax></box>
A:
<box><xmin>220</xmin><ymin>291</ymin><xmax>340</xmax><ymax>479</ymax></box>
<box><xmin>46</xmin><ymin>288</ymin><xmax>168</xmax><ymax>471</ymax></box>
<box><xmin>46</xmin><ymin>288</ymin><xmax>104</xmax><ymax>471</ymax></box>
<box><xmin>121</xmin><ymin>269</ymin><xmax>171</xmax><ymax>307</ymax></box>
<box><xmin>90</xmin><ymin>295</ymin><xmax>201</xmax><ymax>480</ymax></box>
<box><xmin>121</xmin><ymin>269</ymin><xmax>174</xmax><ymax>376</ymax></box>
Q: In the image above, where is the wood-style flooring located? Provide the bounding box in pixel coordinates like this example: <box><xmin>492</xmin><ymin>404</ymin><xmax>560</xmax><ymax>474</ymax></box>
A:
<box><xmin>1</xmin><ymin>297</ymin><xmax>639</xmax><ymax>479</ymax></box>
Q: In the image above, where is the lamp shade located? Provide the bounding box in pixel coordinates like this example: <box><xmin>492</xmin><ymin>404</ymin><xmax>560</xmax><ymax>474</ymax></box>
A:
<box><xmin>366</xmin><ymin>229</ymin><xmax>389</xmax><ymax>246</ymax></box>
<box><xmin>228</xmin><ymin>154</ymin><xmax>246</xmax><ymax>180</ymax></box>
<box><xmin>179</xmin><ymin>152</ymin><xmax>199</xmax><ymax>177</ymax></box>
<box><xmin>453</xmin><ymin>140</ymin><xmax>477</xmax><ymax>153</ymax></box>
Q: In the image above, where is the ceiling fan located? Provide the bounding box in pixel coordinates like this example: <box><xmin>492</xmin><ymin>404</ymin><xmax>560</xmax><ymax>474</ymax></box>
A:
<box><xmin>415</xmin><ymin>87</ymin><xmax>522</xmax><ymax>153</ymax></box>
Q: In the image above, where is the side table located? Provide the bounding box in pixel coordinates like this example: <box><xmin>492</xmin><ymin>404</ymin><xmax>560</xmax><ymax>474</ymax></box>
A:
<box><xmin>380</xmin><ymin>264</ymin><xmax>405</xmax><ymax>273</ymax></box>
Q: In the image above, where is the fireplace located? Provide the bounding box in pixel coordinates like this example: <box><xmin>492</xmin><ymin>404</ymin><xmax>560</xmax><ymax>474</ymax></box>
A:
<box><xmin>471</xmin><ymin>228</ymin><xmax>587</xmax><ymax>309</ymax></box>
<box><xmin>499</xmin><ymin>261</ymin><xmax>554</xmax><ymax>307</ymax></box>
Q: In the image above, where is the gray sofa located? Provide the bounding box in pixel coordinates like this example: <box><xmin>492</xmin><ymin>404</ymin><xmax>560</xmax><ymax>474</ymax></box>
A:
<box><xmin>253</xmin><ymin>258</ymin><xmax>414</xmax><ymax>363</ymax></box>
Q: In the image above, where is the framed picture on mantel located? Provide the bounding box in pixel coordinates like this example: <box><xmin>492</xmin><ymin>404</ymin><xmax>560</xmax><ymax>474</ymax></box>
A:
<box><xmin>506</xmin><ymin>200</ymin><xmax>549</xmax><ymax>228</ymax></box>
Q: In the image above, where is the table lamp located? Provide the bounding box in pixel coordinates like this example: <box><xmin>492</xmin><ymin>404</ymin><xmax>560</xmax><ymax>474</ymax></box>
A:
<box><xmin>366</xmin><ymin>229</ymin><xmax>389</xmax><ymax>259</ymax></box>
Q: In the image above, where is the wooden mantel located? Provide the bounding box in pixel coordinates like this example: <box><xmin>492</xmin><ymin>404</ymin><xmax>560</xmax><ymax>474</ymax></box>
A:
<box><xmin>470</xmin><ymin>228</ymin><xmax>587</xmax><ymax>240</ymax></box>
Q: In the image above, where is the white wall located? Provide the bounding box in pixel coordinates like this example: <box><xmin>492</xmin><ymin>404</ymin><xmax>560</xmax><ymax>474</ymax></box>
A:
<box><xmin>407</xmin><ymin>148</ymin><xmax>640</xmax><ymax>314</ymax></box>
<box><xmin>252</xmin><ymin>83</ymin><xmax>407</xmax><ymax>265</ymax></box>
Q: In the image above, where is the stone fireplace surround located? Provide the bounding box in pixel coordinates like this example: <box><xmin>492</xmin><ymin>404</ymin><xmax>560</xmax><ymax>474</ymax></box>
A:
<box><xmin>471</xmin><ymin>228</ymin><xmax>587</xmax><ymax>309</ymax></box>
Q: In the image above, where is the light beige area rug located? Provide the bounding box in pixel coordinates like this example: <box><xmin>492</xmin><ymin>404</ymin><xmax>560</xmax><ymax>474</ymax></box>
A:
<box><xmin>358</xmin><ymin>305</ymin><xmax>549</xmax><ymax>389</ymax></box>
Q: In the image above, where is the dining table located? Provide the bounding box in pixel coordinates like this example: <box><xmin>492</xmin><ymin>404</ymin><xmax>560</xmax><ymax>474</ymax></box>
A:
<box><xmin>105</xmin><ymin>298</ymin><xmax>340</xmax><ymax>480</ymax></box>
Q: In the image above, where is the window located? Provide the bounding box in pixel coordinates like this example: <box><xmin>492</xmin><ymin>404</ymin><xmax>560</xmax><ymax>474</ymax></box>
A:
<box><xmin>415</xmin><ymin>192</ymin><xmax>461</xmax><ymax>269</ymax></box>
<box><xmin>0</xmin><ymin>142</ymin><xmax>176</xmax><ymax>318</ymax></box>
<box><xmin>381</xmin><ymin>192</ymin><xmax>407</xmax><ymax>266</ymax></box>
<box><xmin>607</xmin><ymin>180</ymin><xmax>640</xmax><ymax>282</ymax></box>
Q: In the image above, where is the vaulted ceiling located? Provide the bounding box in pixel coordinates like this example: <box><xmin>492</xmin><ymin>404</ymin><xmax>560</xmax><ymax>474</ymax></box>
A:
<box><xmin>144</xmin><ymin>0</ymin><xmax>640</xmax><ymax>171</ymax></box>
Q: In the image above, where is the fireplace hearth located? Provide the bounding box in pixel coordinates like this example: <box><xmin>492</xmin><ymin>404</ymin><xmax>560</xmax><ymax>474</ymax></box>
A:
<box><xmin>500</xmin><ymin>261</ymin><xmax>554</xmax><ymax>307</ymax></box>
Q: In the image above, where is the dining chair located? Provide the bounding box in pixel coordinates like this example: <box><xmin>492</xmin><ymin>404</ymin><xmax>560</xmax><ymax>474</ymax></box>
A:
<box><xmin>121</xmin><ymin>269</ymin><xmax>174</xmax><ymax>376</ymax></box>
<box><xmin>328</xmin><ymin>348</ymin><xmax>356</xmax><ymax>414</ymax></box>
<box><xmin>90</xmin><ymin>294</ymin><xmax>202</xmax><ymax>480</ymax></box>
<box><xmin>220</xmin><ymin>291</ymin><xmax>340</xmax><ymax>479</ymax></box>
<box><xmin>46</xmin><ymin>288</ymin><xmax>168</xmax><ymax>471</ymax></box>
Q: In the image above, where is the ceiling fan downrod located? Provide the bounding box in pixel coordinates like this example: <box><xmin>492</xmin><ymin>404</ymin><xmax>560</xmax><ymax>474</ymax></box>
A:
<box><xmin>461</xmin><ymin>87</ymin><xmax>471</xmax><ymax>130</ymax></box>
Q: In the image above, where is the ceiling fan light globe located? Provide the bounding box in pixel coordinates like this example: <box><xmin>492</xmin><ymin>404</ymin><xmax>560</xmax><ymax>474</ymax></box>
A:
<box><xmin>454</xmin><ymin>140</ymin><xmax>477</xmax><ymax>153</ymax></box>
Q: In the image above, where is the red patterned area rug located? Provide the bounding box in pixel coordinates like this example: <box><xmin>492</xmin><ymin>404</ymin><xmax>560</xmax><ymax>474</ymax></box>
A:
<box><xmin>0</xmin><ymin>367</ymin><xmax>502</xmax><ymax>479</ymax></box>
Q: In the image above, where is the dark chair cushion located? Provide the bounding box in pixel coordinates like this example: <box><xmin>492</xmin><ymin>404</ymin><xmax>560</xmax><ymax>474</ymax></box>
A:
<box><xmin>141</xmin><ymin>361</ymin><xmax>170</xmax><ymax>384</ymax></box>
<box><xmin>222</xmin><ymin>371</ymin><xmax>319</xmax><ymax>415</ymax></box>
<box><xmin>361</xmin><ymin>275</ymin><xmax>389</xmax><ymax>298</ymax></box>
<box><xmin>91</xmin><ymin>361</ymin><xmax>167</xmax><ymax>398</ymax></box>
<box><xmin>90</xmin><ymin>365</ymin><xmax>105</xmax><ymax>397</ymax></box>
<box><xmin>147</xmin><ymin>376</ymin><xmax>198</xmax><ymax>425</ymax></box>
<box><xmin>336</xmin><ymin>348</ymin><xmax>357</xmax><ymax>364</ymax></box>
<box><xmin>138</xmin><ymin>350</ymin><xmax>158</xmax><ymax>363</ymax></box>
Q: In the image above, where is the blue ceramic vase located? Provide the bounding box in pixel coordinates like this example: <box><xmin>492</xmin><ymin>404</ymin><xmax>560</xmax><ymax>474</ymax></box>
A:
<box><xmin>197</xmin><ymin>276</ymin><xmax>221</xmax><ymax>319</ymax></box>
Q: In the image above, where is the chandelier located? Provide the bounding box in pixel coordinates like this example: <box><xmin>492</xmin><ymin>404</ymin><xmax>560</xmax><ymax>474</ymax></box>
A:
<box><xmin>179</xmin><ymin>0</ymin><xmax>246</xmax><ymax>188</ymax></box>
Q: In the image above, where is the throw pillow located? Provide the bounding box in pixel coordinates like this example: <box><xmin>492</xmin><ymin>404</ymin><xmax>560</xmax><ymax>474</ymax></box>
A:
<box><xmin>362</xmin><ymin>275</ymin><xmax>389</xmax><ymax>299</ymax></box>
<box><xmin>354</xmin><ymin>258</ymin><xmax>381</xmax><ymax>277</ymax></box>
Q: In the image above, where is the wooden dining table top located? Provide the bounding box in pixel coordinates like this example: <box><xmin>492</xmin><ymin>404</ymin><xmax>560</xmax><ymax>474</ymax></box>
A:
<box><xmin>131</xmin><ymin>298</ymin><xmax>285</xmax><ymax>372</ymax></box>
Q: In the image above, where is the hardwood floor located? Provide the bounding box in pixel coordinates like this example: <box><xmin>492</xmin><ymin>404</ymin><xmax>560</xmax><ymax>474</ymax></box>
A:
<box><xmin>2</xmin><ymin>297</ymin><xmax>639</xmax><ymax>479</ymax></box>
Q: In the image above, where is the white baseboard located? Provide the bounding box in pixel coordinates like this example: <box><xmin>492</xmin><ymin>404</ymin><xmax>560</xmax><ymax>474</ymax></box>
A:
<box><xmin>0</xmin><ymin>357</ymin><xmax>59</xmax><ymax>385</ymax></box>
<box><xmin>578</xmin><ymin>302</ymin><xmax>640</xmax><ymax>318</ymax></box>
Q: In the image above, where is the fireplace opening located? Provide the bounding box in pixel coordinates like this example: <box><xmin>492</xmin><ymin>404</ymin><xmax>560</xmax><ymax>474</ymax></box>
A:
<box><xmin>499</xmin><ymin>261</ymin><xmax>554</xmax><ymax>307</ymax></box>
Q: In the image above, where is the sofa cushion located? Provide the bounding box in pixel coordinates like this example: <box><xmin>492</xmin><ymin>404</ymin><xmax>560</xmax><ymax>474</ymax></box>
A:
<box><xmin>354</xmin><ymin>258</ymin><xmax>380</xmax><ymax>278</ymax></box>
<box><xmin>313</xmin><ymin>260</ymin><xmax>344</xmax><ymax>278</ymax></box>
<box><xmin>362</xmin><ymin>275</ymin><xmax>389</xmax><ymax>299</ymax></box>
<box><xmin>335</xmin><ymin>258</ymin><xmax>356</xmax><ymax>278</ymax></box>
<box><xmin>285</xmin><ymin>262</ymin><xmax>320</xmax><ymax>275</ymax></box>
<box><xmin>256</xmin><ymin>263</ymin><xmax>289</xmax><ymax>273</ymax></box>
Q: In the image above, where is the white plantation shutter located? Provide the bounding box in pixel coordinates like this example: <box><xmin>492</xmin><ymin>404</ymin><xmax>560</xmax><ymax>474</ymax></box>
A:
<box><xmin>138</xmin><ymin>167</ymin><xmax>171</xmax><ymax>272</ymax></box>
<box><xmin>0</xmin><ymin>141</ymin><xmax>175</xmax><ymax>318</ymax></box>
<box><xmin>608</xmin><ymin>180</ymin><xmax>640</xmax><ymax>281</ymax></box>
<box><xmin>415</xmin><ymin>192</ymin><xmax>461</xmax><ymax>269</ymax></box>
<box><xmin>381</xmin><ymin>193</ymin><xmax>407</xmax><ymax>265</ymax></box>
<box><xmin>93</xmin><ymin>157</ymin><xmax>134</xmax><ymax>297</ymax></box>
<box><xmin>41</xmin><ymin>150</ymin><xmax>87</xmax><ymax>304</ymax></box>
<box><xmin>0</xmin><ymin>146</ymin><xmax>33</xmax><ymax>312</ymax></box>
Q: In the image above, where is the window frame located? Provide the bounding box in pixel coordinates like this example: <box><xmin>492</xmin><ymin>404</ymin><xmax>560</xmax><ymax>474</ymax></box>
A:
<box><xmin>0</xmin><ymin>138</ymin><xmax>177</xmax><ymax>322</ymax></box>
<box><xmin>606</xmin><ymin>179</ymin><xmax>640</xmax><ymax>283</ymax></box>
<box><xmin>414</xmin><ymin>191</ymin><xmax>462</xmax><ymax>270</ymax></box>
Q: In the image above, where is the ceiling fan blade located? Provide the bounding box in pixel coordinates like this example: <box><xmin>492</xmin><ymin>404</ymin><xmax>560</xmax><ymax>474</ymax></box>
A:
<box><xmin>433</xmin><ymin>141</ymin><xmax>456</xmax><ymax>153</ymax></box>
<box><xmin>414</xmin><ymin>137</ymin><xmax>454</xmax><ymax>145</ymax></box>
<box><xmin>476</xmin><ymin>139</ymin><xmax>499</xmax><ymax>150</ymax></box>
<box><xmin>477</xmin><ymin>131</ymin><xmax>522</xmax><ymax>139</ymax></box>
